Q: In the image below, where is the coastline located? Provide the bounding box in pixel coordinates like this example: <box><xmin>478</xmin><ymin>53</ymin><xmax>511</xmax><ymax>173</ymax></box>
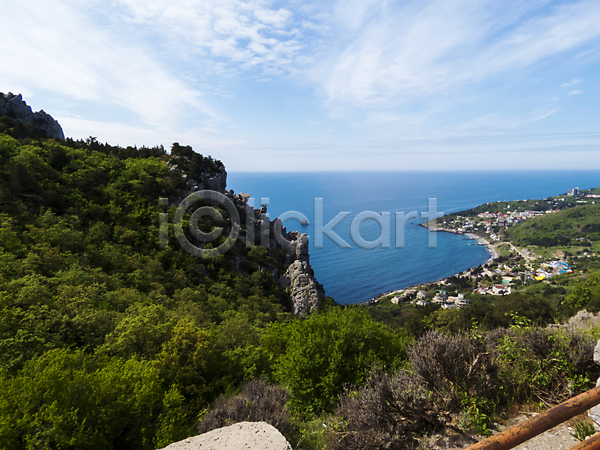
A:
<box><xmin>366</xmin><ymin>225</ymin><xmax>498</xmax><ymax>304</ymax></box>
<box><xmin>420</xmin><ymin>223</ymin><xmax>498</xmax><ymax>263</ymax></box>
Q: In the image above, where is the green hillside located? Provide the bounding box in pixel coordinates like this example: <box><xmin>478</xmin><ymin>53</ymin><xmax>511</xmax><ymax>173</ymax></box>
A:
<box><xmin>0</xmin><ymin>129</ymin><xmax>411</xmax><ymax>449</ymax></box>
<box><xmin>0</xmin><ymin>131</ymin><xmax>292</xmax><ymax>447</ymax></box>
<box><xmin>1</xmin><ymin>120</ymin><xmax>599</xmax><ymax>449</ymax></box>
<box><xmin>506</xmin><ymin>203</ymin><xmax>600</xmax><ymax>247</ymax></box>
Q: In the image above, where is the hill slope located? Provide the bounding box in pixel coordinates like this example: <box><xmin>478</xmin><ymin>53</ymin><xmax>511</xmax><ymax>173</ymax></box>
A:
<box><xmin>507</xmin><ymin>203</ymin><xmax>600</xmax><ymax>247</ymax></box>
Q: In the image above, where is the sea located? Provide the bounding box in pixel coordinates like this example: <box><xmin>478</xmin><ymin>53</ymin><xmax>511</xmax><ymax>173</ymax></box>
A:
<box><xmin>227</xmin><ymin>171</ymin><xmax>600</xmax><ymax>305</ymax></box>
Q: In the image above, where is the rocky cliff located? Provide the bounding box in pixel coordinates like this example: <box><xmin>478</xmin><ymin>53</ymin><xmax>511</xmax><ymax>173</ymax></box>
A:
<box><xmin>168</xmin><ymin>163</ymin><xmax>227</xmax><ymax>195</ymax></box>
<box><xmin>0</xmin><ymin>92</ymin><xmax>64</xmax><ymax>139</ymax></box>
<box><xmin>1</xmin><ymin>91</ymin><xmax>321</xmax><ymax>315</ymax></box>
<box><xmin>280</xmin><ymin>259</ymin><xmax>323</xmax><ymax>315</ymax></box>
<box><xmin>230</xmin><ymin>193</ymin><xmax>323</xmax><ymax>315</ymax></box>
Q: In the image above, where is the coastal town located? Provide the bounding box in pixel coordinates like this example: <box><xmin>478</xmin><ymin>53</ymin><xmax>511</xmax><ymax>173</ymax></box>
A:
<box><xmin>368</xmin><ymin>187</ymin><xmax>600</xmax><ymax>310</ymax></box>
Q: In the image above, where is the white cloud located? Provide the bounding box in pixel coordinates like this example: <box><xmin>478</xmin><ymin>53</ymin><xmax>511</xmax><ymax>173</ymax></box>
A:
<box><xmin>114</xmin><ymin>0</ymin><xmax>307</xmax><ymax>74</ymax></box>
<box><xmin>568</xmin><ymin>90</ymin><xmax>583</xmax><ymax>95</ymax></box>
<box><xmin>0</xmin><ymin>0</ymin><xmax>314</xmax><ymax>133</ymax></box>
<box><xmin>561</xmin><ymin>77</ymin><xmax>583</xmax><ymax>87</ymax></box>
<box><xmin>301</xmin><ymin>20</ymin><xmax>329</xmax><ymax>32</ymax></box>
<box><xmin>0</xmin><ymin>0</ymin><xmax>219</xmax><ymax>130</ymax></box>
<box><xmin>331</xmin><ymin>0</ymin><xmax>382</xmax><ymax>31</ymax></box>
<box><xmin>253</xmin><ymin>8</ymin><xmax>293</xmax><ymax>28</ymax></box>
<box><xmin>315</xmin><ymin>0</ymin><xmax>600</xmax><ymax>107</ymax></box>
<box><xmin>532</xmin><ymin>107</ymin><xmax>560</xmax><ymax>121</ymax></box>
<box><xmin>480</xmin><ymin>2</ymin><xmax>600</xmax><ymax>74</ymax></box>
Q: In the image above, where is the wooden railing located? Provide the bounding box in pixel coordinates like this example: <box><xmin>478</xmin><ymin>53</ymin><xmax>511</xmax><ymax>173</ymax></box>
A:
<box><xmin>464</xmin><ymin>385</ymin><xmax>600</xmax><ymax>450</ymax></box>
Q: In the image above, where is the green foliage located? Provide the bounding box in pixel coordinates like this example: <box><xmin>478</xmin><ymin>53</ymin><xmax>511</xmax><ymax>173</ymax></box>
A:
<box><xmin>0</xmin><ymin>131</ymin><xmax>299</xmax><ymax>447</ymax></box>
<box><xmin>570</xmin><ymin>420</ymin><xmax>597</xmax><ymax>442</ymax></box>
<box><xmin>100</xmin><ymin>303</ymin><xmax>176</xmax><ymax>359</ymax></box>
<box><xmin>264</xmin><ymin>307</ymin><xmax>409</xmax><ymax>417</ymax></box>
<box><xmin>368</xmin><ymin>301</ymin><xmax>439</xmax><ymax>337</ymax></box>
<box><xmin>0</xmin><ymin>349</ymin><xmax>184</xmax><ymax>450</ymax></box>
<box><xmin>495</xmin><ymin>328</ymin><xmax>595</xmax><ymax>405</ymax></box>
<box><xmin>408</xmin><ymin>327</ymin><xmax>597</xmax><ymax>432</ymax></box>
<box><xmin>422</xmin><ymin>293</ymin><xmax>554</xmax><ymax>334</ymax></box>
<box><xmin>169</xmin><ymin>142</ymin><xmax>224</xmax><ymax>176</ymax></box>
<box><xmin>154</xmin><ymin>319</ymin><xmax>213</xmax><ymax>415</ymax></box>
<box><xmin>507</xmin><ymin>204</ymin><xmax>600</xmax><ymax>247</ymax></box>
<box><xmin>564</xmin><ymin>274</ymin><xmax>600</xmax><ymax>311</ymax></box>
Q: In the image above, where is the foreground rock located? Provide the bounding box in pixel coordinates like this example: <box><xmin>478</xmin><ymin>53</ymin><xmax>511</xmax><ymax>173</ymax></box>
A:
<box><xmin>157</xmin><ymin>422</ymin><xmax>292</xmax><ymax>450</ymax></box>
<box><xmin>0</xmin><ymin>92</ymin><xmax>64</xmax><ymax>139</ymax></box>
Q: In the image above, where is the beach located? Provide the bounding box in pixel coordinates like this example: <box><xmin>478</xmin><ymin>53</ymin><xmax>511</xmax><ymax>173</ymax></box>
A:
<box><xmin>367</xmin><ymin>227</ymin><xmax>499</xmax><ymax>304</ymax></box>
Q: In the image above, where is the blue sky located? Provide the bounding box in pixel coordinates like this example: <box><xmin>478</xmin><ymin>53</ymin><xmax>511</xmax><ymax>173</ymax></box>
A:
<box><xmin>2</xmin><ymin>0</ymin><xmax>600</xmax><ymax>171</ymax></box>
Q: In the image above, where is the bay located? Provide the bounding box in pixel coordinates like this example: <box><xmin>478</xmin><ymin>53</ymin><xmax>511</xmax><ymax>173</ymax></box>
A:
<box><xmin>227</xmin><ymin>171</ymin><xmax>600</xmax><ymax>305</ymax></box>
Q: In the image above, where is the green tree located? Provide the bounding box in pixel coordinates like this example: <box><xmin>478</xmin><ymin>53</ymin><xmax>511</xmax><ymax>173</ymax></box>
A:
<box><xmin>264</xmin><ymin>307</ymin><xmax>408</xmax><ymax>417</ymax></box>
<box><xmin>99</xmin><ymin>303</ymin><xmax>175</xmax><ymax>359</ymax></box>
<box><xmin>0</xmin><ymin>349</ymin><xmax>182</xmax><ymax>450</ymax></box>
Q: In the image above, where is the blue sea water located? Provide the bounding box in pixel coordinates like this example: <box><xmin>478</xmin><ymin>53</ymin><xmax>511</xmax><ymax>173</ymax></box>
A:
<box><xmin>227</xmin><ymin>171</ymin><xmax>600</xmax><ymax>305</ymax></box>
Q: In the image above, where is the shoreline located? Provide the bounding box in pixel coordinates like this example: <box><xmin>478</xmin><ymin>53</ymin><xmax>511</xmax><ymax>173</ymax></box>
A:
<box><xmin>366</xmin><ymin>225</ymin><xmax>498</xmax><ymax>304</ymax></box>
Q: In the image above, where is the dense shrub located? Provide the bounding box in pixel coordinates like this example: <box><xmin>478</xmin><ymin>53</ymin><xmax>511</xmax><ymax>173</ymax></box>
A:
<box><xmin>197</xmin><ymin>378</ymin><xmax>292</xmax><ymax>437</ymax></box>
<box><xmin>408</xmin><ymin>331</ymin><xmax>499</xmax><ymax>413</ymax></box>
<box><xmin>407</xmin><ymin>327</ymin><xmax>598</xmax><ymax>432</ymax></box>
<box><xmin>264</xmin><ymin>307</ymin><xmax>409</xmax><ymax>417</ymax></box>
<box><xmin>496</xmin><ymin>327</ymin><xmax>597</xmax><ymax>405</ymax></box>
<box><xmin>327</xmin><ymin>368</ymin><xmax>440</xmax><ymax>450</ymax></box>
<box><xmin>0</xmin><ymin>131</ymin><xmax>298</xmax><ymax>443</ymax></box>
<box><xmin>0</xmin><ymin>349</ymin><xmax>185</xmax><ymax>450</ymax></box>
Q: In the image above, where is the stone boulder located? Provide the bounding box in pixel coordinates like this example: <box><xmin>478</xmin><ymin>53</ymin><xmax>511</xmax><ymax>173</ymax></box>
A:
<box><xmin>567</xmin><ymin>309</ymin><xmax>600</xmax><ymax>331</ymax></box>
<box><xmin>157</xmin><ymin>422</ymin><xmax>292</xmax><ymax>450</ymax></box>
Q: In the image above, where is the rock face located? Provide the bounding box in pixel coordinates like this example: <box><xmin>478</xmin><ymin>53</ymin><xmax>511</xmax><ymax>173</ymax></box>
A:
<box><xmin>285</xmin><ymin>230</ymin><xmax>310</xmax><ymax>263</ymax></box>
<box><xmin>280</xmin><ymin>259</ymin><xmax>323</xmax><ymax>315</ymax></box>
<box><xmin>201</xmin><ymin>171</ymin><xmax>227</xmax><ymax>194</ymax></box>
<box><xmin>169</xmin><ymin>164</ymin><xmax>227</xmax><ymax>194</ymax></box>
<box><xmin>157</xmin><ymin>421</ymin><xmax>292</xmax><ymax>450</ymax></box>
<box><xmin>188</xmin><ymin>171</ymin><xmax>227</xmax><ymax>194</ymax></box>
<box><xmin>229</xmin><ymin>193</ymin><xmax>323</xmax><ymax>315</ymax></box>
<box><xmin>0</xmin><ymin>93</ymin><xmax>64</xmax><ymax>139</ymax></box>
<box><xmin>183</xmin><ymin>174</ymin><xmax>323</xmax><ymax>316</ymax></box>
<box><xmin>269</xmin><ymin>218</ymin><xmax>322</xmax><ymax>315</ymax></box>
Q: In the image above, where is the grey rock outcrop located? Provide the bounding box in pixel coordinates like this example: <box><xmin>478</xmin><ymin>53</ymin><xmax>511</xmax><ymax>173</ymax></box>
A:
<box><xmin>171</xmin><ymin>164</ymin><xmax>227</xmax><ymax>195</ymax></box>
<box><xmin>199</xmin><ymin>171</ymin><xmax>227</xmax><ymax>194</ymax></box>
<box><xmin>280</xmin><ymin>259</ymin><xmax>323</xmax><ymax>316</ymax></box>
<box><xmin>213</xmin><ymin>187</ymin><xmax>324</xmax><ymax>315</ymax></box>
<box><xmin>233</xmin><ymin>197</ymin><xmax>322</xmax><ymax>315</ymax></box>
<box><xmin>157</xmin><ymin>421</ymin><xmax>292</xmax><ymax>450</ymax></box>
<box><xmin>0</xmin><ymin>92</ymin><xmax>64</xmax><ymax>139</ymax></box>
<box><xmin>567</xmin><ymin>309</ymin><xmax>600</xmax><ymax>331</ymax></box>
<box><xmin>286</xmin><ymin>230</ymin><xmax>309</xmax><ymax>263</ymax></box>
